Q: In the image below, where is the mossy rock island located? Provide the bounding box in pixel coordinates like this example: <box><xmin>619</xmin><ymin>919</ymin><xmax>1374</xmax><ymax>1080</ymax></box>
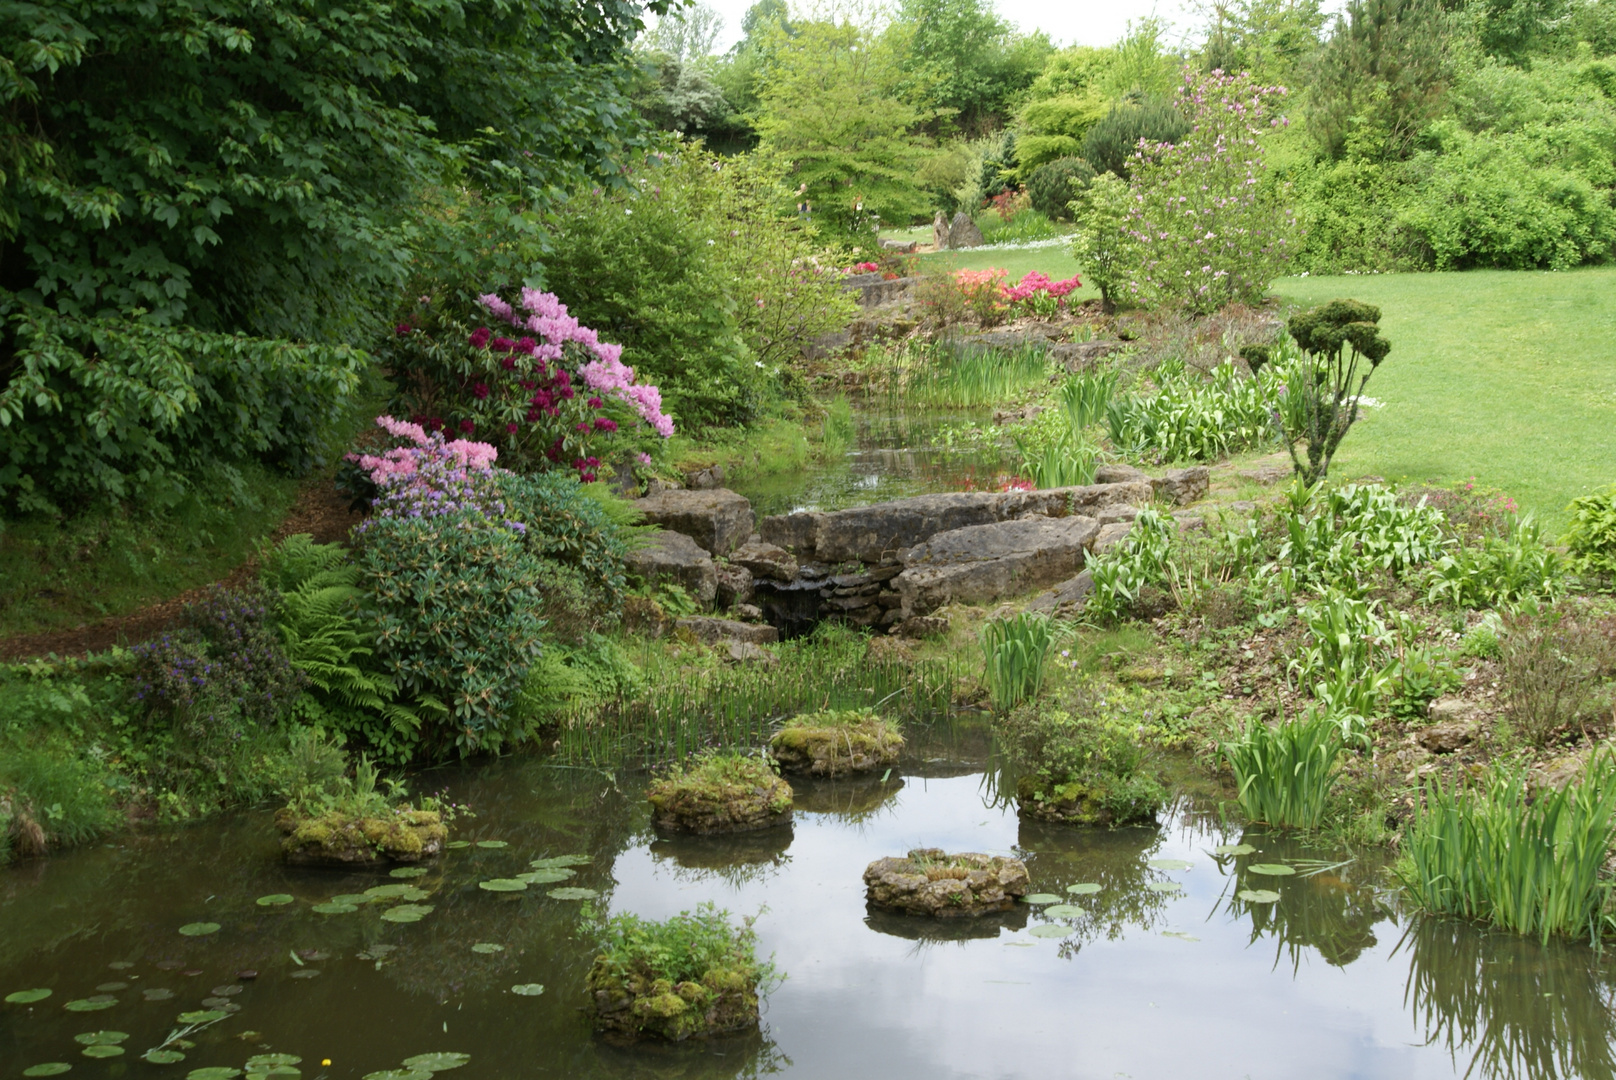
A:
<box><xmin>864</xmin><ymin>848</ymin><xmax>1030</xmax><ymax>917</ymax></box>
<box><xmin>646</xmin><ymin>754</ymin><xmax>793</xmax><ymax>835</ymax></box>
<box><xmin>768</xmin><ymin>708</ymin><xmax>903</xmax><ymax>777</ymax></box>
<box><xmin>586</xmin><ymin>904</ymin><xmax>772</xmax><ymax>1042</ymax></box>
<box><xmin>1015</xmin><ymin>774</ymin><xmax>1163</xmax><ymax>827</ymax></box>
<box><xmin>274</xmin><ymin>807</ymin><xmax>448</xmax><ymax>866</ymax></box>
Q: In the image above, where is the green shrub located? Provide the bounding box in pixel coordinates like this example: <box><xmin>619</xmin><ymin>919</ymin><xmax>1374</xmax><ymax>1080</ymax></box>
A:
<box><xmin>1222</xmin><ymin>710</ymin><xmax>1345</xmax><ymax>831</ymax></box>
<box><xmin>1277</xmin><ymin>299</ymin><xmax>1393</xmax><ymax>485</ymax></box>
<box><xmin>517</xmin><ymin>634</ymin><xmax>646</xmax><ymax>726</ymax></box>
<box><xmin>1087</xmin><ymin>508</ymin><xmax>1179</xmax><ymax>621</ymax></box>
<box><xmin>999</xmin><ymin>699</ymin><xmax>1167</xmax><ymax>826</ymax></box>
<box><xmin>1274</xmin><ymin>483</ymin><xmax>1446</xmax><ymax>594</ymax></box>
<box><xmin>1068</xmin><ymin>172</ymin><xmax>1139</xmax><ymax>313</ymax></box>
<box><xmin>1105</xmin><ymin>358</ymin><xmax>1287</xmax><ymax>464</ymax></box>
<box><xmin>0</xmin><ymin>307</ymin><xmax>366</xmax><ymax>514</ymax></box>
<box><xmin>1562</xmin><ymin>485</ymin><xmax>1616</xmax><ymax>578</ymax></box>
<box><xmin>586</xmin><ymin>903</ymin><xmax>777</xmax><ymax>1041</ymax></box>
<box><xmin>1496</xmin><ymin>606</ymin><xmax>1615</xmax><ymax>748</ymax></box>
<box><xmin>1025</xmin><ymin>156</ymin><xmax>1097</xmax><ymax>221</ymax></box>
<box><xmin>1399</xmin><ymin>758</ymin><xmax>1616</xmax><ymax>943</ymax></box>
<box><xmin>1425</xmin><ymin>515</ymin><xmax>1565</xmax><ymax>609</ymax></box>
<box><xmin>981</xmin><ymin>612</ymin><xmax>1064</xmax><ymax>711</ymax></box>
<box><xmin>1080</xmin><ymin>97</ymin><xmax>1189</xmax><ymax>177</ymax></box>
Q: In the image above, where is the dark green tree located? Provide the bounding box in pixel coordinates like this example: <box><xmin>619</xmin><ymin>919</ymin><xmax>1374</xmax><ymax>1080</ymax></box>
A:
<box><xmin>1081</xmin><ymin>97</ymin><xmax>1191</xmax><ymax>176</ymax></box>
<box><xmin>1308</xmin><ymin>0</ymin><xmax>1454</xmax><ymax>161</ymax></box>
<box><xmin>890</xmin><ymin>0</ymin><xmax>1053</xmax><ymax>135</ymax></box>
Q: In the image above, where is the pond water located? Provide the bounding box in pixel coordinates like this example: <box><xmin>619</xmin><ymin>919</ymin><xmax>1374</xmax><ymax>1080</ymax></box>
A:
<box><xmin>732</xmin><ymin>405</ymin><xmax>1016</xmax><ymax>518</ymax></box>
<box><xmin>4</xmin><ymin>720</ymin><xmax>1615</xmax><ymax>1080</ymax></box>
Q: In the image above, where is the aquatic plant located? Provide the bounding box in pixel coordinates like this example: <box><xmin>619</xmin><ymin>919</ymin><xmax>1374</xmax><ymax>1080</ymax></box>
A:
<box><xmin>586</xmin><ymin>903</ymin><xmax>777</xmax><ymax>1042</ymax></box>
<box><xmin>981</xmin><ymin>612</ymin><xmax>1064</xmax><ymax>712</ymax></box>
<box><xmin>1399</xmin><ymin>757</ymin><xmax>1616</xmax><ymax>943</ymax></box>
<box><xmin>907</xmin><ymin>344</ymin><xmax>1053</xmax><ymax>408</ymax></box>
<box><xmin>998</xmin><ymin>699</ymin><xmax>1167</xmax><ymax>826</ymax></box>
<box><xmin>769</xmin><ymin>708</ymin><xmax>903</xmax><ymax>777</ymax></box>
<box><xmin>1222</xmin><ymin>710</ymin><xmax>1345</xmax><ymax>831</ymax></box>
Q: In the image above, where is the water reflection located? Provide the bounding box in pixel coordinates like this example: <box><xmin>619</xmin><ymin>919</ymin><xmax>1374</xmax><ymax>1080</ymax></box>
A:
<box><xmin>650</xmin><ymin>826</ymin><xmax>795</xmax><ymax>887</ymax></box>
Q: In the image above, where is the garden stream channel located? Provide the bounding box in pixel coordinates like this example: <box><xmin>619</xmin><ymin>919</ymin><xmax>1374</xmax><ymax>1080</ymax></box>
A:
<box><xmin>5</xmin><ymin>408</ymin><xmax>1616</xmax><ymax>1080</ymax></box>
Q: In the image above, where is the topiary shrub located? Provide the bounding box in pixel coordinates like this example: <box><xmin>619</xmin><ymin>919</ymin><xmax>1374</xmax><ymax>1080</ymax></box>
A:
<box><xmin>1080</xmin><ymin>96</ymin><xmax>1189</xmax><ymax>177</ymax></box>
<box><xmin>646</xmin><ymin>753</ymin><xmax>793</xmax><ymax>834</ymax></box>
<box><xmin>1025</xmin><ymin>156</ymin><xmax>1096</xmax><ymax>221</ymax></box>
<box><xmin>1279</xmin><ymin>298</ymin><xmax>1392</xmax><ymax>484</ymax></box>
<box><xmin>769</xmin><ymin>708</ymin><xmax>902</xmax><ymax>776</ymax></box>
<box><xmin>586</xmin><ymin>903</ymin><xmax>776</xmax><ymax>1042</ymax></box>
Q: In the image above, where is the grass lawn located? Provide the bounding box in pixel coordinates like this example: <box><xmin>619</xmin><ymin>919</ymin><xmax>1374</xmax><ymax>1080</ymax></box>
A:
<box><xmin>913</xmin><ymin>243</ymin><xmax>1616</xmax><ymax>526</ymax></box>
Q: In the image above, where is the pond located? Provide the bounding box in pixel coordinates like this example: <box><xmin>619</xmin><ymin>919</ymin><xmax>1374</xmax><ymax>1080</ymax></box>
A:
<box><xmin>4</xmin><ymin>719</ymin><xmax>1614</xmax><ymax>1080</ymax></box>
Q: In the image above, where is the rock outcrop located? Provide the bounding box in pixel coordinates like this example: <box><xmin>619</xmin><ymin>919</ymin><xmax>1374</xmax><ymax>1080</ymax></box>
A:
<box><xmin>675</xmin><ymin>616</ymin><xmax>779</xmax><ymax>647</ymax></box>
<box><xmin>275</xmin><ymin>808</ymin><xmax>447</xmax><ymax>866</ymax></box>
<box><xmin>632</xmin><ymin>488</ymin><xmax>754</xmax><ymax>556</ymax></box>
<box><xmin>894</xmin><ymin>515</ymin><xmax>1101</xmax><ymax>617</ymax></box>
<box><xmin>947</xmin><ymin>212</ymin><xmax>984</xmax><ymax>248</ymax></box>
<box><xmin>625</xmin><ymin>531</ymin><xmax>717</xmax><ymax>609</ymax></box>
<box><xmin>864</xmin><ymin>849</ymin><xmax>1029</xmax><ymax>916</ymax></box>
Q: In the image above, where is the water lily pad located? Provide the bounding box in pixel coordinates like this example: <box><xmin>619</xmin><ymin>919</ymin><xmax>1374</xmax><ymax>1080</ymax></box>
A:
<box><xmin>478</xmin><ymin>878</ymin><xmax>527</xmax><ymax>893</ymax></box>
<box><xmin>511</xmin><ymin>984</ymin><xmax>545</xmax><ymax>996</ymax></box>
<box><xmin>516</xmin><ymin>869</ymin><xmax>574</xmax><ymax>885</ymax></box>
<box><xmin>201</xmin><ymin>997</ymin><xmax>235</xmax><ymax>1008</ymax></box>
<box><xmin>389</xmin><ymin>867</ymin><xmax>429</xmax><ymax>879</ymax></box>
<box><xmin>73</xmin><ymin>1032</ymin><xmax>128</xmax><ymax>1046</ymax></box>
<box><xmin>107</xmin><ymin>962</ymin><xmax>134</xmax><ymax>971</ymax></box>
<box><xmin>6</xmin><ymin>988</ymin><xmax>52</xmax><ymax>1004</ymax></box>
<box><xmin>142</xmin><ymin>989</ymin><xmax>174</xmax><ymax>1001</ymax></box>
<box><xmin>1147</xmin><ymin>859</ymin><xmax>1193</xmax><ymax>871</ymax></box>
<box><xmin>546</xmin><ymin>887</ymin><xmax>597</xmax><ymax>901</ymax></box>
<box><xmin>357</xmin><ymin>945</ymin><xmax>398</xmax><ymax>961</ymax></box>
<box><xmin>1027</xmin><ymin>925</ymin><xmax>1068</xmax><ymax>938</ymax></box>
<box><xmin>1022</xmin><ymin>893</ymin><xmax>1062</xmax><ymax>904</ymax></box>
<box><xmin>1145</xmin><ymin>881</ymin><xmax>1184</xmax><ymax>893</ymax></box>
<box><xmin>364</xmin><ymin>884</ymin><xmax>422</xmax><ymax>900</ymax></box>
<box><xmin>178</xmin><ymin>922</ymin><xmax>220</xmax><ymax>937</ymax></box>
<box><xmin>246</xmin><ymin>1069</ymin><xmax>300</xmax><ymax>1079</ymax></box>
<box><xmin>1066</xmin><ymin>883</ymin><xmax>1102</xmax><ymax>895</ymax></box>
<box><xmin>288</xmin><ymin>970</ymin><xmax>321</xmax><ymax>980</ymax></box>
<box><xmin>81</xmin><ymin>1046</ymin><xmax>123</xmax><ymax>1059</ymax></box>
<box><xmin>312</xmin><ymin>903</ymin><xmax>358</xmax><ymax>915</ymax></box>
<box><xmin>245</xmin><ymin>1055</ymin><xmax>301</xmax><ymax>1068</ymax></box>
<box><xmin>94</xmin><ymin>982</ymin><xmax>128</xmax><ymax>992</ymax></box>
<box><xmin>362</xmin><ymin>1071</ymin><xmax>431</xmax><ymax>1080</ymax></box>
<box><xmin>1238</xmin><ymin>889</ymin><xmax>1282</xmax><ymax>903</ymax></box>
<box><xmin>187</xmin><ymin>1069</ymin><xmax>241</xmax><ymax>1080</ymax></box>
<box><xmin>329</xmin><ymin>893</ymin><xmax>370</xmax><ymax>905</ymax></box>
<box><xmin>474</xmin><ymin>840</ymin><xmax>507</xmax><ymax>849</ymax></box>
<box><xmin>470</xmin><ymin>943</ymin><xmax>504</xmax><ymax>954</ymax></box>
<box><xmin>444</xmin><ymin>841</ymin><xmax>470</xmax><ymax>850</ymax></box>
<box><xmin>256</xmin><ymin>894</ymin><xmax>295</xmax><ymax>907</ymax></box>
<box><xmin>1248</xmin><ymin>863</ymin><xmax>1296</xmax><ymax>876</ymax></box>
<box><xmin>210</xmin><ymin>985</ymin><xmax>243</xmax><ymax>996</ymax></box>
<box><xmin>23</xmin><ymin>1065</ymin><xmax>71</xmax><ymax>1076</ymax></box>
<box><xmin>1214</xmin><ymin>843</ymin><xmax>1256</xmax><ymax>856</ymax></box>
<box><xmin>401</xmin><ymin>1053</ymin><xmax>470</xmax><ymax>1071</ymax></box>
<box><xmin>529</xmin><ymin>855</ymin><xmax>589</xmax><ymax>868</ymax></box>
<box><xmin>176</xmin><ymin>1010</ymin><xmax>228</xmax><ymax>1024</ymax></box>
<box><xmin>144</xmin><ymin>1050</ymin><xmax>187</xmax><ymax>1064</ymax></box>
<box><xmin>380</xmin><ymin>904</ymin><xmax>434</xmax><ymax>924</ymax></box>
<box><xmin>63</xmin><ymin>998</ymin><xmax>116</xmax><ymax>1012</ymax></box>
<box><xmin>1042</xmin><ymin>904</ymin><xmax>1084</xmax><ymax>918</ymax></box>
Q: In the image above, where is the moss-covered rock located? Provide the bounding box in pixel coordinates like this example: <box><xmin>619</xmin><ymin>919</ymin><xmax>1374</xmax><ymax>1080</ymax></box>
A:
<box><xmin>646</xmin><ymin>754</ymin><xmax>793</xmax><ymax>835</ymax></box>
<box><xmin>274</xmin><ymin>806</ymin><xmax>447</xmax><ymax>865</ymax></box>
<box><xmin>768</xmin><ymin>708</ymin><xmax>903</xmax><ymax>777</ymax></box>
<box><xmin>586</xmin><ymin>904</ymin><xmax>770</xmax><ymax>1042</ymax></box>
<box><xmin>863</xmin><ymin>848</ymin><xmax>1029</xmax><ymax>917</ymax></box>
<box><xmin>1014</xmin><ymin>773</ymin><xmax>1163</xmax><ymax>827</ymax></box>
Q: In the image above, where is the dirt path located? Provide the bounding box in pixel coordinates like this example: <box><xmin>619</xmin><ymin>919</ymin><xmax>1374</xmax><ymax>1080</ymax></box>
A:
<box><xmin>0</xmin><ymin>480</ymin><xmax>363</xmax><ymax>662</ymax></box>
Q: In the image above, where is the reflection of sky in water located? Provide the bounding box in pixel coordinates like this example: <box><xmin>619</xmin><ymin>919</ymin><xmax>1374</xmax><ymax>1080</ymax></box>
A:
<box><xmin>613</xmin><ymin>773</ymin><xmax>1475</xmax><ymax>1080</ymax></box>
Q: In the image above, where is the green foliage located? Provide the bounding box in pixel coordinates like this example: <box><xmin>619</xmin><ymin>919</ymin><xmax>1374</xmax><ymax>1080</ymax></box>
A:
<box><xmin>0</xmin><ymin>740</ymin><xmax>120</xmax><ymax>856</ymax></box>
<box><xmin>630</xmin><ymin>50</ymin><xmax>748</xmax><ymax>148</ymax></box>
<box><xmin>1561</xmin><ymin>486</ymin><xmax>1616</xmax><ymax>578</ymax></box>
<box><xmin>1308</xmin><ymin>0</ymin><xmax>1455</xmax><ymax>162</ymax></box>
<box><xmin>1280</xmin><ymin>299</ymin><xmax>1392</xmax><ymax>484</ymax></box>
<box><xmin>1025</xmin><ymin>157</ymin><xmax>1096</xmax><ymax>221</ymax></box>
<box><xmin>1496</xmin><ymin>605</ymin><xmax>1615</xmax><ymax>747</ymax></box>
<box><xmin>889</xmin><ymin>0</ymin><xmax>1053</xmax><ymax>136</ymax></box>
<box><xmin>1012</xmin><ymin>378</ymin><xmax>1107</xmax><ymax>487</ymax></box>
<box><xmin>1222</xmin><ymin>710</ymin><xmax>1345</xmax><ymax>830</ymax></box>
<box><xmin>1087</xmin><ymin>508</ymin><xmax>1180</xmax><ymax>621</ymax></box>
<box><xmin>1425</xmin><ymin>515</ymin><xmax>1565</xmax><ymax>608</ymax></box>
<box><xmin>0</xmin><ymin>306</ymin><xmax>366</xmax><ymax>513</ymax></box>
<box><xmin>999</xmin><ymin>697</ymin><xmax>1167</xmax><ymax>824</ymax></box>
<box><xmin>903</xmin><ymin>343</ymin><xmax>1052</xmax><ymax>407</ymax></box>
<box><xmin>1200</xmin><ymin>0</ymin><xmax>1327</xmax><ymax>84</ymax></box>
<box><xmin>517</xmin><ymin>634</ymin><xmax>646</xmax><ymax>726</ymax></box>
<box><xmin>1081</xmin><ymin>97</ymin><xmax>1191</xmax><ymax>177</ymax></box>
<box><xmin>1106</xmin><ymin>358</ymin><xmax>1288</xmax><ymax>463</ymax></box>
<box><xmin>1288</xmin><ymin>587</ymin><xmax>1395</xmax><ymax>722</ymax></box>
<box><xmin>1275</xmin><ymin>482</ymin><xmax>1446</xmax><ymax>593</ymax></box>
<box><xmin>1399</xmin><ymin>757</ymin><xmax>1616</xmax><ymax>943</ymax></box>
<box><xmin>0</xmin><ymin>0</ymin><xmax>663</xmax><ymax>343</ymax></box>
<box><xmin>981</xmin><ymin>612</ymin><xmax>1064</xmax><ymax>711</ymax></box>
<box><xmin>1068</xmin><ymin>172</ymin><xmax>1139</xmax><ymax>312</ymax></box>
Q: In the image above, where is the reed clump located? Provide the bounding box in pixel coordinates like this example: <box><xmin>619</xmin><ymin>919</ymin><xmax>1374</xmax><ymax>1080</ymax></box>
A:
<box><xmin>982</xmin><ymin>612</ymin><xmax>1063</xmax><ymax>712</ymax></box>
<box><xmin>1221</xmin><ymin>709</ymin><xmax>1345</xmax><ymax>831</ymax></box>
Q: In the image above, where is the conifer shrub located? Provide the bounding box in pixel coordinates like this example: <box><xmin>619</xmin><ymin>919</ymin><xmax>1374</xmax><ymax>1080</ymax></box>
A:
<box><xmin>1026</xmin><ymin>156</ymin><xmax>1097</xmax><ymax>221</ymax></box>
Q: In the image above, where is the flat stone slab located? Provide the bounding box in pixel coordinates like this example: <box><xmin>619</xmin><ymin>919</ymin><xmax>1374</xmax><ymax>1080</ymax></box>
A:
<box><xmin>731</xmin><ymin>540</ymin><xmax>798</xmax><ymax>582</ymax></box>
<box><xmin>894</xmin><ymin>515</ymin><xmax>1099</xmax><ymax>616</ymax></box>
<box><xmin>864</xmin><ymin>849</ymin><xmax>1029</xmax><ymax>917</ymax></box>
<box><xmin>625</xmin><ymin>531</ymin><xmax>717</xmax><ymax>609</ymax></box>
<box><xmin>676</xmin><ymin>616</ymin><xmax>779</xmax><ymax>646</ymax></box>
<box><xmin>632</xmin><ymin>488</ymin><xmax>754</xmax><ymax>555</ymax></box>
<box><xmin>1024</xmin><ymin>569</ymin><xmax>1095</xmax><ymax>617</ymax></box>
<box><xmin>1152</xmin><ymin>466</ymin><xmax>1210</xmax><ymax>506</ymax></box>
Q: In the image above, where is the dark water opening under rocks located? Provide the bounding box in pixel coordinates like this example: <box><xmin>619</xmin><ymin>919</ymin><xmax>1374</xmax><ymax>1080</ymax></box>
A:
<box><xmin>5</xmin><ymin>719</ymin><xmax>1616</xmax><ymax>1080</ymax></box>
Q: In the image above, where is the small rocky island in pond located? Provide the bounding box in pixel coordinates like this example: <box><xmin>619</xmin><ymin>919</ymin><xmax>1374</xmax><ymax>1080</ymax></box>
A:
<box><xmin>768</xmin><ymin>707</ymin><xmax>903</xmax><ymax>777</ymax></box>
<box><xmin>587</xmin><ymin>904</ymin><xmax>774</xmax><ymax>1042</ymax></box>
<box><xmin>864</xmin><ymin>849</ymin><xmax>1030</xmax><ymax>916</ymax></box>
<box><xmin>1002</xmin><ymin>707</ymin><xmax>1166</xmax><ymax>827</ymax></box>
<box><xmin>274</xmin><ymin>757</ymin><xmax>449</xmax><ymax>865</ymax></box>
<box><xmin>646</xmin><ymin>753</ymin><xmax>793</xmax><ymax>834</ymax></box>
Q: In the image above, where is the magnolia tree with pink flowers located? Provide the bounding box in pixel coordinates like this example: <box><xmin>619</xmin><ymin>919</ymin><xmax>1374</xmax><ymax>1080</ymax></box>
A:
<box><xmin>385</xmin><ymin>288</ymin><xmax>672</xmax><ymax>483</ymax></box>
<box><xmin>1123</xmin><ymin>70</ymin><xmax>1299</xmax><ymax>314</ymax></box>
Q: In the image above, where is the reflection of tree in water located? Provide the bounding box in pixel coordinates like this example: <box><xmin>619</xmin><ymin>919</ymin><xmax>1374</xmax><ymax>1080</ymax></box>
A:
<box><xmin>1218</xmin><ymin>832</ymin><xmax>1392</xmax><ymax>971</ymax></box>
<box><xmin>1398</xmin><ymin>916</ymin><xmax>1616</xmax><ymax>1080</ymax></box>
<box><xmin>650</xmin><ymin>825</ymin><xmax>794</xmax><ymax>888</ymax></box>
<box><xmin>1013</xmin><ymin>817</ymin><xmax>1175</xmax><ymax>955</ymax></box>
<box><xmin>793</xmin><ymin>774</ymin><xmax>904</xmax><ymax>821</ymax></box>
<box><xmin>589</xmin><ymin>1025</ymin><xmax>789</xmax><ymax>1079</ymax></box>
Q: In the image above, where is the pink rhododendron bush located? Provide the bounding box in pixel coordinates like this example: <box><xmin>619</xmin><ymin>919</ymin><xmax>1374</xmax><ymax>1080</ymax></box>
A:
<box><xmin>384</xmin><ymin>288</ymin><xmax>672</xmax><ymax>484</ymax></box>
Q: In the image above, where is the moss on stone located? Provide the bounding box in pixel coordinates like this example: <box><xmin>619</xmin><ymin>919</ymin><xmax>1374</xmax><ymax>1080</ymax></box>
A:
<box><xmin>274</xmin><ymin>806</ymin><xmax>447</xmax><ymax>865</ymax></box>
<box><xmin>1015</xmin><ymin>773</ymin><xmax>1161</xmax><ymax>827</ymax></box>
<box><xmin>769</xmin><ymin>708</ymin><xmax>903</xmax><ymax>777</ymax></box>
<box><xmin>646</xmin><ymin>753</ymin><xmax>793</xmax><ymax>835</ymax></box>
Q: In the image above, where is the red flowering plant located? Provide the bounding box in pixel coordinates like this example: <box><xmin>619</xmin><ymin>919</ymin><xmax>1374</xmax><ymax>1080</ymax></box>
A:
<box><xmin>1000</xmin><ymin>271</ymin><xmax>1084</xmax><ymax>319</ymax></box>
<box><xmin>383</xmin><ymin>289</ymin><xmax>671</xmax><ymax>484</ymax></box>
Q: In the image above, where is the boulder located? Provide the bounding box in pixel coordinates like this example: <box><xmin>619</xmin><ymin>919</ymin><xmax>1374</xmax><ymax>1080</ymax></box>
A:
<box><xmin>683</xmin><ymin>464</ymin><xmax>725</xmax><ymax>490</ymax></box>
<box><xmin>1172</xmin><ymin>511</ymin><xmax>1206</xmax><ymax>532</ymax></box>
<box><xmin>275</xmin><ymin>808</ymin><xmax>447</xmax><ymax>866</ymax></box>
<box><xmin>895</xmin><ymin>515</ymin><xmax>1100</xmax><ymax>616</ymax></box>
<box><xmin>725</xmin><ymin>641</ymin><xmax>778</xmax><ymax>666</ymax></box>
<box><xmin>812</xmin><ymin>492</ymin><xmax>1009</xmax><ymax>563</ymax></box>
<box><xmin>714</xmin><ymin>563</ymin><xmax>753</xmax><ymax>609</ymax></box>
<box><xmin>1092</xmin><ymin>522</ymin><xmax>1134</xmax><ymax>554</ymax></box>
<box><xmin>731</xmin><ymin>540</ymin><xmax>798</xmax><ymax>582</ymax></box>
<box><xmin>675</xmin><ymin>616</ymin><xmax>779</xmax><ymax>646</ymax></box>
<box><xmin>757</xmin><ymin>511</ymin><xmax>824</xmax><ymax>556</ymax></box>
<box><xmin>864</xmin><ymin>849</ymin><xmax>1029</xmax><ymax>917</ymax></box>
<box><xmin>893</xmin><ymin>615</ymin><xmax>950</xmax><ymax>638</ymax></box>
<box><xmin>933</xmin><ymin>210</ymin><xmax>951</xmax><ymax>250</ymax></box>
<box><xmin>1416</xmin><ymin>720</ymin><xmax>1477</xmax><ymax>755</ymax></box>
<box><xmin>647</xmin><ymin>760</ymin><xmax>793</xmax><ymax>835</ymax></box>
<box><xmin>1051</xmin><ymin>339</ymin><xmax>1127</xmax><ymax>372</ymax></box>
<box><xmin>770</xmin><ymin>709</ymin><xmax>903</xmax><ymax>777</ymax></box>
<box><xmin>1238</xmin><ymin>464</ymin><xmax>1291</xmax><ymax>486</ymax></box>
<box><xmin>1097</xmin><ymin>504</ymin><xmax>1141</xmax><ymax>525</ymax></box>
<box><xmin>625</xmin><ymin>532</ymin><xmax>717</xmax><ymax>609</ymax></box>
<box><xmin>1429</xmin><ymin>697</ymin><xmax>1484</xmax><ymax>724</ymax></box>
<box><xmin>1151</xmin><ymin>466</ymin><xmax>1210</xmax><ymax>506</ymax></box>
<box><xmin>632</xmin><ymin>488</ymin><xmax>754</xmax><ymax>556</ymax></box>
<box><xmin>1025</xmin><ymin>570</ymin><xmax>1094</xmax><ymax>617</ymax></box>
<box><xmin>948</xmin><ymin>212</ymin><xmax>984</xmax><ymax>248</ymax></box>
<box><xmin>879</xmin><ymin>238</ymin><xmax>919</xmax><ymax>253</ymax></box>
<box><xmin>999</xmin><ymin>481</ymin><xmax>1153</xmax><ymax>519</ymax></box>
<box><xmin>1094</xmin><ymin>463</ymin><xmax>1148</xmax><ymax>484</ymax></box>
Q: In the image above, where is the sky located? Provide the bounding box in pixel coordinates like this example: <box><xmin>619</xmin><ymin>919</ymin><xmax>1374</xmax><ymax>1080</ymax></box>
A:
<box><xmin>694</xmin><ymin>0</ymin><xmax>1205</xmax><ymax>53</ymax></box>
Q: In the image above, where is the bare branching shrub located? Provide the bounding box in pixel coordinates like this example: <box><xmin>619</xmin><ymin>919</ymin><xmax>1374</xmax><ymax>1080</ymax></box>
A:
<box><xmin>1498</xmin><ymin>608</ymin><xmax>1616</xmax><ymax>747</ymax></box>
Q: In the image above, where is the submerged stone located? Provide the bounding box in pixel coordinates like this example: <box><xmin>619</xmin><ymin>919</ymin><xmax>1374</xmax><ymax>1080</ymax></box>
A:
<box><xmin>863</xmin><ymin>848</ymin><xmax>1030</xmax><ymax>917</ymax></box>
<box><xmin>769</xmin><ymin>709</ymin><xmax>903</xmax><ymax>778</ymax></box>
<box><xmin>274</xmin><ymin>807</ymin><xmax>447</xmax><ymax>866</ymax></box>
